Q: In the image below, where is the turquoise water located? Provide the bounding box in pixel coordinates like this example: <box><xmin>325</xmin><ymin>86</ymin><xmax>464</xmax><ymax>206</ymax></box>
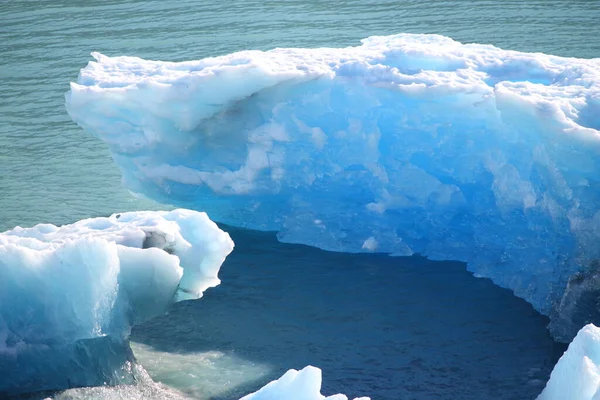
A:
<box><xmin>1</xmin><ymin>1</ymin><xmax>598</xmax><ymax>399</ymax></box>
<box><xmin>1</xmin><ymin>0</ymin><xmax>599</xmax><ymax>231</ymax></box>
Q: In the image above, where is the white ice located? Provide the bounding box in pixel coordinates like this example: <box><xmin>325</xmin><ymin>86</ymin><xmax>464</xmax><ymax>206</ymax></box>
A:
<box><xmin>539</xmin><ymin>324</ymin><xmax>600</xmax><ymax>400</ymax></box>
<box><xmin>241</xmin><ymin>366</ymin><xmax>370</xmax><ymax>400</ymax></box>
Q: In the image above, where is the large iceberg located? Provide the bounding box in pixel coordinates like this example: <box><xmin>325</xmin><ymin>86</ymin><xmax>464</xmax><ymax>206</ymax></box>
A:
<box><xmin>539</xmin><ymin>323</ymin><xmax>600</xmax><ymax>400</ymax></box>
<box><xmin>0</xmin><ymin>209</ymin><xmax>233</xmax><ymax>396</ymax></box>
<box><xmin>66</xmin><ymin>33</ymin><xmax>600</xmax><ymax>340</ymax></box>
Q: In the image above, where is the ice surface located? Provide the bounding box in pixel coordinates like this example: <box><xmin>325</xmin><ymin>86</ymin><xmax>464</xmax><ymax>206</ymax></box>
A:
<box><xmin>241</xmin><ymin>366</ymin><xmax>370</xmax><ymax>400</ymax></box>
<box><xmin>538</xmin><ymin>324</ymin><xmax>600</xmax><ymax>400</ymax></box>
<box><xmin>65</xmin><ymin>33</ymin><xmax>600</xmax><ymax>340</ymax></box>
<box><xmin>0</xmin><ymin>209</ymin><xmax>233</xmax><ymax>395</ymax></box>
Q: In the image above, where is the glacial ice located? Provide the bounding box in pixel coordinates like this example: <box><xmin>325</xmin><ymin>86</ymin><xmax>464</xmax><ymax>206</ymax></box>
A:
<box><xmin>0</xmin><ymin>209</ymin><xmax>233</xmax><ymax>395</ymax></box>
<box><xmin>538</xmin><ymin>324</ymin><xmax>600</xmax><ymax>400</ymax></box>
<box><xmin>65</xmin><ymin>33</ymin><xmax>600</xmax><ymax>340</ymax></box>
<box><xmin>241</xmin><ymin>366</ymin><xmax>370</xmax><ymax>400</ymax></box>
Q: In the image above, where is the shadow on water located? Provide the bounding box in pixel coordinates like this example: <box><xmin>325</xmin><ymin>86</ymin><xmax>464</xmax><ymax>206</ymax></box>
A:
<box><xmin>132</xmin><ymin>226</ymin><xmax>567</xmax><ymax>400</ymax></box>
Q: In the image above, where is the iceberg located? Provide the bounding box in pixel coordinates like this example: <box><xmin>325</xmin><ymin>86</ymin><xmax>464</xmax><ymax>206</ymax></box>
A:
<box><xmin>65</xmin><ymin>33</ymin><xmax>600</xmax><ymax>340</ymax></box>
<box><xmin>241</xmin><ymin>366</ymin><xmax>369</xmax><ymax>400</ymax></box>
<box><xmin>538</xmin><ymin>324</ymin><xmax>600</xmax><ymax>400</ymax></box>
<box><xmin>0</xmin><ymin>209</ymin><xmax>233</xmax><ymax>396</ymax></box>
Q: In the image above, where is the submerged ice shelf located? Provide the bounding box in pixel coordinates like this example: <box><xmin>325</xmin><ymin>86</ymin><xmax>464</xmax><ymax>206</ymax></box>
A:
<box><xmin>66</xmin><ymin>33</ymin><xmax>600</xmax><ymax>340</ymax></box>
<box><xmin>0</xmin><ymin>209</ymin><xmax>233</xmax><ymax>395</ymax></box>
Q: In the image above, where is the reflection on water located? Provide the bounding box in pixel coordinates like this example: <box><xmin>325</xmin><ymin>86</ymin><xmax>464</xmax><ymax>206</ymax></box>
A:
<box><xmin>131</xmin><ymin>226</ymin><xmax>566</xmax><ymax>400</ymax></box>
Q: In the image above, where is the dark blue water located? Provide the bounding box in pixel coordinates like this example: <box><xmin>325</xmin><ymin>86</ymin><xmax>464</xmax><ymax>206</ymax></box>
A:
<box><xmin>132</xmin><ymin>227</ymin><xmax>565</xmax><ymax>400</ymax></box>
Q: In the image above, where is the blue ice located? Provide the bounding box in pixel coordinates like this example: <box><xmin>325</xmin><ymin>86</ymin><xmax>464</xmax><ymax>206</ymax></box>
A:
<box><xmin>0</xmin><ymin>210</ymin><xmax>233</xmax><ymax>395</ymax></box>
<box><xmin>65</xmin><ymin>34</ymin><xmax>600</xmax><ymax>340</ymax></box>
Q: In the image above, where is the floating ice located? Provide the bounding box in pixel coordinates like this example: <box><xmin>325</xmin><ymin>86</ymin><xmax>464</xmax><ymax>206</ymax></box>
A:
<box><xmin>0</xmin><ymin>209</ymin><xmax>233</xmax><ymax>396</ymax></box>
<box><xmin>241</xmin><ymin>366</ymin><xmax>370</xmax><ymax>400</ymax></box>
<box><xmin>66</xmin><ymin>33</ymin><xmax>600</xmax><ymax>340</ymax></box>
<box><xmin>538</xmin><ymin>324</ymin><xmax>600</xmax><ymax>400</ymax></box>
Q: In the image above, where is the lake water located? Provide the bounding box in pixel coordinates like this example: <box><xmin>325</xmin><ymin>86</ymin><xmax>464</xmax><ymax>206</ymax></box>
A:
<box><xmin>1</xmin><ymin>1</ymin><xmax>598</xmax><ymax>399</ymax></box>
<box><xmin>1</xmin><ymin>0</ymin><xmax>599</xmax><ymax>231</ymax></box>
<box><xmin>129</xmin><ymin>227</ymin><xmax>565</xmax><ymax>400</ymax></box>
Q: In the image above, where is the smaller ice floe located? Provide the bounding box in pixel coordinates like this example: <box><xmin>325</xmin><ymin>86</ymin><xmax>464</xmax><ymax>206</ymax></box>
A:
<box><xmin>241</xmin><ymin>366</ymin><xmax>370</xmax><ymax>400</ymax></box>
<box><xmin>0</xmin><ymin>209</ymin><xmax>233</xmax><ymax>396</ymax></box>
<box><xmin>538</xmin><ymin>323</ymin><xmax>600</xmax><ymax>400</ymax></box>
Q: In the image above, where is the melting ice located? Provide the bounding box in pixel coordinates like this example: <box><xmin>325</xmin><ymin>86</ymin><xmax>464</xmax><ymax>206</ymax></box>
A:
<box><xmin>0</xmin><ymin>209</ymin><xmax>233</xmax><ymax>395</ymax></box>
<box><xmin>6</xmin><ymin>32</ymin><xmax>597</xmax><ymax>399</ymax></box>
<box><xmin>0</xmin><ymin>210</ymin><xmax>367</xmax><ymax>399</ymax></box>
<box><xmin>66</xmin><ymin>33</ymin><xmax>600</xmax><ymax>341</ymax></box>
<box><xmin>539</xmin><ymin>324</ymin><xmax>600</xmax><ymax>400</ymax></box>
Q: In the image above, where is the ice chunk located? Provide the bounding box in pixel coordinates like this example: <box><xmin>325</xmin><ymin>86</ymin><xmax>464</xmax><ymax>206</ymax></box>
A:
<box><xmin>240</xmin><ymin>366</ymin><xmax>370</xmax><ymax>400</ymax></box>
<box><xmin>538</xmin><ymin>324</ymin><xmax>600</xmax><ymax>400</ymax></box>
<box><xmin>0</xmin><ymin>209</ymin><xmax>233</xmax><ymax>396</ymax></box>
<box><xmin>65</xmin><ymin>33</ymin><xmax>600</xmax><ymax>340</ymax></box>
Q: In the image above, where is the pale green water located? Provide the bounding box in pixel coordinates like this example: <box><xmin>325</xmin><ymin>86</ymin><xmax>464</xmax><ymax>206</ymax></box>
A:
<box><xmin>1</xmin><ymin>0</ymin><xmax>599</xmax><ymax>231</ymax></box>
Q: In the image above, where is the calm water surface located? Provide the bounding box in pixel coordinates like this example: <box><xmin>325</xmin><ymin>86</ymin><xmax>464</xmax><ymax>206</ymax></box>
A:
<box><xmin>1</xmin><ymin>1</ymin><xmax>597</xmax><ymax>399</ymax></box>
<box><xmin>1</xmin><ymin>0</ymin><xmax>599</xmax><ymax>229</ymax></box>
<box><xmin>130</xmin><ymin>227</ymin><xmax>565</xmax><ymax>400</ymax></box>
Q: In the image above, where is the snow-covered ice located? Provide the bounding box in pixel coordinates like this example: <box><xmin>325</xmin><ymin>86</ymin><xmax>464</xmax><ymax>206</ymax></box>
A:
<box><xmin>29</xmin><ymin>364</ymin><xmax>369</xmax><ymax>400</ymax></box>
<box><xmin>0</xmin><ymin>209</ymin><xmax>233</xmax><ymax>395</ymax></box>
<box><xmin>241</xmin><ymin>366</ymin><xmax>370</xmax><ymax>400</ymax></box>
<box><xmin>66</xmin><ymin>33</ymin><xmax>600</xmax><ymax>340</ymax></box>
<box><xmin>538</xmin><ymin>323</ymin><xmax>600</xmax><ymax>400</ymax></box>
